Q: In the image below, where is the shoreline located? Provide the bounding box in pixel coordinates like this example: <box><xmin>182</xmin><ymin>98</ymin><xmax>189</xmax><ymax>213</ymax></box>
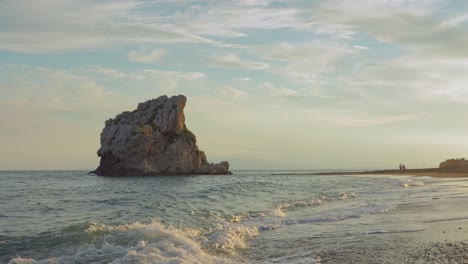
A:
<box><xmin>272</xmin><ymin>168</ymin><xmax>468</xmax><ymax>178</ymax></box>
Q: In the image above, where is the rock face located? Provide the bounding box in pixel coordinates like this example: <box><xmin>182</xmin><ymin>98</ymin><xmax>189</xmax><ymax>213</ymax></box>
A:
<box><xmin>93</xmin><ymin>95</ymin><xmax>230</xmax><ymax>176</ymax></box>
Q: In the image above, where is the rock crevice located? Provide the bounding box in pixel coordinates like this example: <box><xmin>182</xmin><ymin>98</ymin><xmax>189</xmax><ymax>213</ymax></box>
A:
<box><xmin>93</xmin><ymin>95</ymin><xmax>230</xmax><ymax>176</ymax></box>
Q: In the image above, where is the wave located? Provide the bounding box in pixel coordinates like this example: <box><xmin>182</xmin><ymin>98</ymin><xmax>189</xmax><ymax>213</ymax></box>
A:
<box><xmin>276</xmin><ymin>192</ymin><xmax>356</xmax><ymax>211</ymax></box>
<box><xmin>6</xmin><ymin>219</ymin><xmax>256</xmax><ymax>264</ymax></box>
<box><xmin>401</xmin><ymin>179</ymin><xmax>424</xmax><ymax>188</ymax></box>
<box><xmin>5</xmin><ymin>192</ymin><xmax>392</xmax><ymax>264</ymax></box>
<box><xmin>218</xmin><ymin>192</ymin><xmax>358</xmax><ymax>223</ymax></box>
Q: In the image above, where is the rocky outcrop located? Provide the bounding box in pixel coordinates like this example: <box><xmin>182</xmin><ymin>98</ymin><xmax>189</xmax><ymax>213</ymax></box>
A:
<box><xmin>92</xmin><ymin>95</ymin><xmax>230</xmax><ymax>176</ymax></box>
<box><xmin>439</xmin><ymin>158</ymin><xmax>468</xmax><ymax>170</ymax></box>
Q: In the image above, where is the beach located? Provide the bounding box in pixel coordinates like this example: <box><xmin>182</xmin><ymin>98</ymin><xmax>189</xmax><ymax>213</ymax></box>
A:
<box><xmin>274</xmin><ymin>167</ymin><xmax>468</xmax><ymax>178</ymax></box>
<box><xmin>319</xmin><ymin>193</ymin><xmax>468</xmax><ymax>264</ymax></box>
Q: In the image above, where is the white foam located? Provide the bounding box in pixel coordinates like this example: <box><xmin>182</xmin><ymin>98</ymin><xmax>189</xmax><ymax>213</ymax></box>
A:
<box><xmin>401</xmin><ymin>179</ymin><xmax>424</xmax><ymax>187</ymax></box>
<box><xmin>9</xmin><ymin>220</ymin><xmax>235</xmax><ymax>264</ymax></box>
<box><xmin>7</xmin><ymin>257</ymin><xmax>59</xmax><ymax>264</ymax></box>
<box><xmin>267</xmin><ymin>208</ymin><xmax>287</xmax><ymax>218</ymax></box>
<box><xmin>107</xmin><ymin>221</ymin><xmax>226</xmax><ymax>263</ymax></box>
<box><xmin>206</xmin><ymin>225</ymin><xmax>259</xmax><ymax>253</ymax></box>
<box><xmin>330</xmin><ymin>192</ymin><xmax>357</xmax><ymax>200</ymax></box>
<box><xmin>85</xmin><ymin>222</ymin><xmax>113</xmax><ymax>233</ymax></box>
<box><xmin>275</xmin><ymin>198</ymin><xmax>323</xmax><ymax>212</ymax></box>
<box><xmin>269</xmin><ymin>192</ymin><xmax>357</xmax><ymax>218</ymax></box>
<box><xmin>8</xmin><ymin>257</ymin><xmax>35</xmax><ymax>264</ymax></box>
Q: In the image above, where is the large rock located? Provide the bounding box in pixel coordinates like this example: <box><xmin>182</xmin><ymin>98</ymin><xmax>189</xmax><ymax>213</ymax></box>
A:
<box><xmin>92</xmin><ymin>95</ymin><xmax>230</xmax><ymax>176</ymax></box>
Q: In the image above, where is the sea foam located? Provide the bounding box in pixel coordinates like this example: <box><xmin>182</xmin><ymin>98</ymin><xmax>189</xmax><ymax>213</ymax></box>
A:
<box><xmin>269</xmin><ymin>192</ymin><xmax>357</xmax><ymax>218</ymax></box>
<box><xmin>8</xmin><ymin>217</ymin><xmax>263</xmax><ymax>264</ymax></box>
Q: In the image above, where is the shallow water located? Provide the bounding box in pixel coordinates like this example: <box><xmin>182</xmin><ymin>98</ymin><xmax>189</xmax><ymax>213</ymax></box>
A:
<box><xmin>1</xmin><ymin>170</ymin><xmax>467</xmax><ymax>263</ymax></box>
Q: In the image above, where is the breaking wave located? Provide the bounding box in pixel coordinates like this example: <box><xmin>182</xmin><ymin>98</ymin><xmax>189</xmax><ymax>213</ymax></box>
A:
<box><xmin>272</xmin><ymin>192</ymin><xmax>357</xmax><ymax>216</ymax></box>
<box><xmin>7</xmin><ymin>220</ymin><xmax>240</xmax><ymax>264</ymax></box>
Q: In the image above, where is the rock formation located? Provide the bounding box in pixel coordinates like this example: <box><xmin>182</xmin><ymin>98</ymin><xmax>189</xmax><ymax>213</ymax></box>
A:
<box><xmin>92</xmin><ymin>95</ymin><xmax>230</xmax><ymax>176</ymax></box>
<box><xmin>439</xmin><ymin>158</ymin><xmax>468</xmax><ymax>170</ymax></box>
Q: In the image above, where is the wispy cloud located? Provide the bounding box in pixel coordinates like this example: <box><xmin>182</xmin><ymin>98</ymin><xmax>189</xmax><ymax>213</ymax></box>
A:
<box><xmin>256</xmin><ymin>42</ymin><xmax>356</xmax><ymax>83</ymax></box>
<box><xmin>128</xmin><ymin>48</ymin><xmax>167</xmax><ymax>63</ymax></box>
<box><xmin>326</xmin><ymin>113</ymin><xmax>425</xmax><ymax>127</ymax></box>
<box><xmin>84</xmin><ymin>66</ymin><xmax>205</xmax><ymax>81</ymax></box>
<box><xmin>260</xmin><ymin>82</ymin><xmax>297</xmax><ymax>97</ymax></box>
<box><xmin>353</xmin><ymin>45</ymin><xmax>370</xmax><ymax>50</ymax></box>
<box><xmin>233</xmin><ymin>77</ymin><xmax>252</xmax><ymax>82</ymax></box>
<box><xmin>82</xmin><ymin>66</ymin><xmax>206</xmax><ymax>94</ymax></box>
<box><xmin>440</xmin><ymin>15</ymin><xmax>468</xmax><ymax>28</ymax></box>
<box><xmin>312</xmin><ymin>0</ymin><xmax>468</xmax><ymax>57</ymax></box>
<box><xmin>1</xmin><ymin>65</ymin><xmax>110</xmax><ymax>112</ymax></box>
<box><xmin>223</xmin><ymin>86</ymin><xmax>248</xmax><ymax>97</ymax></box>
<box><xmin>342</xmin><ymin>56</ymin><xmax>468</xmax><ymax>105</ymax></box>
<box><xmin>0</xmin><ymin>1</ymin><xmax>234</xmax><ymax>53</ymax></box>
<box><xmin>140</xmin><ymin>69</ymin><xmax>205</xmax><ymax>81</ymax></box>
<box><xmin>210</xmin><ymin>54</ymin><xmax>270</xmax><ymax>70</ymax></box>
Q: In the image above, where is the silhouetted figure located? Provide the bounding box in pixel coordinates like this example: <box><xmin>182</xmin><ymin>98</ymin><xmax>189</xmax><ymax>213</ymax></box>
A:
<box><xmin>402</xmin><ymin>164</ymin><xmax>406</xmax><ymax>170</ymax></box>
<box><xmin>399</xmin><ymin>164</ymin><xmax>402</xmax><ymax>170</ymax></box>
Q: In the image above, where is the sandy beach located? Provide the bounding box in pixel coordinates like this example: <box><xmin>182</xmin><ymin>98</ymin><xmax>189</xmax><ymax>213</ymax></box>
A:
<box><xmin>321</xmin><ymin>214</ymin><xmax>468</xmax><ymax>264</ymax></box>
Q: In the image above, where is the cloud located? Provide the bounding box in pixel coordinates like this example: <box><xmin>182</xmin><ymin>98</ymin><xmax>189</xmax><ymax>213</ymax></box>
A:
<box><xmin>256</xmin><ymin>42</ymin><xmax>356</xmax><ymax>83</ymax></box>
<box><xmin>88</xmin><ymin>67</ymin><xmax>144</xmax><ymax>80</ymax></box>
<box><xmin>223</xmin><ymin>86</ymin><xmax>248</xmax><ymax>97</ymax></box>
<box><xmin>1</xmin><ymin>65</ymin><xmax>110</xmax><ymax>111</ymax></box>
<box><xmin>140</xmin><ymin>69</ymin><xmax>206</xmax><ymax>81</ymax></box>
<box><xmin>81</xmin><ymin>66</ymin><xmax>206</xmax><ymax>94</ymax></box>
<box><xmin>260</xmin><ymin>82</ymin><xmax>297</xmax><ymax>97</ymax></box>
<box><xmin>79</xmin><ymin>81</ymin><xmax>107</xmax><ymax>99</ymax></box>
<box><xmin>312</xmin><ymin>0</ymin><xmax>468</xmax><ymax>57</ymax></box>
<box><xmin>0</xmin><ymin>1</ymin><xmax>357</xmax><ymax>54</ymax></box>
<box><xmin>2</xmin><ymin>0</ymin><xmax>465</xmax><ymax>59</ymax></box>
<box><xmin>353</xmin><ymin>45</ymin><xmax>370</xmax><ymax>50</ymax></box>
<box><xmin>210</xmin><ymin>54</ymin><xmax>270</xmax><ymax>70</ymax></box>
<box><xmin>440</xmin><ymin>15</ymin><xmax>468</xmax><ymax>28</ymax></box>
<box><xmin>325</xmin><ymin>113</ymin><xmax>424</xmax><ymax>127</ymax></box>
<box><xmin>341</xmin><ymin>55</ymin><xmax>468</xmax><ymax>105</ymax></box>
<box><xmin>239</xmin><ymin>0</ymin><xmax>284</xmax><ymax>6</ymax></box>
<box><xmin>0</xmin><ymin>0</ymin><xmax>126</xmax><ymax>53</ymax></box>
<box><xmin>233</xmin><ymin>77</ymin><xmax>252</xmax><ymax>82</ymax></box>
<box><xmin>128</xmin><ymin>48</ymin><xmax>167</xmax><ymax>63</ymax></box>
<box><xmin>85</xmin><ymin>66</ymin><xmax>205</xmax><ymax>81</ymax></box>
<box><xmin>0</xmin><ymin>0</ymin><xmax>233</xmax><ymax>53</ymax></box>
<box><xmin>181</xmin><ymin>4</ymin><xmax>303</xmax><ymax>37</ymax></box>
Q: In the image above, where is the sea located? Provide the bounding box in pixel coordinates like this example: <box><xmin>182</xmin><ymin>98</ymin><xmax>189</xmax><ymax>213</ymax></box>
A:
<box><xmin>1</xmin><ymin>170</ymin><xmax>468</xmax><ymax>264</ymax></box>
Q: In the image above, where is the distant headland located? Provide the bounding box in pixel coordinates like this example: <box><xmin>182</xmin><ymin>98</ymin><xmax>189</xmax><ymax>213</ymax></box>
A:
<box><xmin>91</xmin><ymin>95</ymin><xmax>230</xmax><ymax>176</ymax></box>
<box><xmin>273</xmin><ymin>158</ymin><xmax>468</xmax><ymax>178</ymax></box>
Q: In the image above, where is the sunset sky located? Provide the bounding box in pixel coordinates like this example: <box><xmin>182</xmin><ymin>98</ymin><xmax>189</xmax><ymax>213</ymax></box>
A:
<box><xmin>1</xmin><ymin>0</ymin><xmax>468</xmax><ymax>170</ymax></box>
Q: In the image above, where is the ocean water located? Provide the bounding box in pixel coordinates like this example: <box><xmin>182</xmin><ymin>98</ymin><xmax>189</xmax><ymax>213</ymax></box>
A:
<box><xmin>1</xmin><ymin>171</ymin><xmax>468</xmax><ymax>264</ymax></box>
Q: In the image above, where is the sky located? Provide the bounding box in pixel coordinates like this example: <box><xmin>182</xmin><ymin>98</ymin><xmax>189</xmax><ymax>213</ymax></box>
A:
<box><xmin>1</xmin><ymin>0</ymin><xmax>468</xmax><ymax>170</ymax></box>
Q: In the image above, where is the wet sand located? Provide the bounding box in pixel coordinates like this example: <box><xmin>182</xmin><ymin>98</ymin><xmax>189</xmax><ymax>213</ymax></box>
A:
<box><xmin>320</xmin><ymin>189</ymin><xmax>468</xmax><ymax>264</ymax></box>
<box><xmin>321</xmin><ymin>219</ymin><xmax>468</xmax><ymax>264</ymax></box>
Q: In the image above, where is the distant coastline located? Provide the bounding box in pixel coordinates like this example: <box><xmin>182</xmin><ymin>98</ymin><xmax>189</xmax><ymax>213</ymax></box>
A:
<box><xmin>273</xmin><ymin>167</ymin><xmax>468</xmax><ymax>178</ymax></box>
